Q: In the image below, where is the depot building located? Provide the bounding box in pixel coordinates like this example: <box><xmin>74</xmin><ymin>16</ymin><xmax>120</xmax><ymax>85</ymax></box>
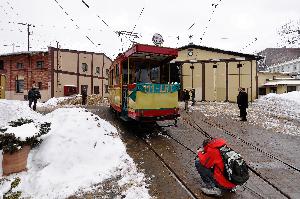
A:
<box><xmin>174</xmin><ymin>44</ymin><xmax>262</xmax><ymax>102</ymax></box>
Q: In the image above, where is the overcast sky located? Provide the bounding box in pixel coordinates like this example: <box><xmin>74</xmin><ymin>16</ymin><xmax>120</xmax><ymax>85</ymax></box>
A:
<box><xmin>0</xmin><ymin>0</ymin><xmax>300</xmax><ymax>58</ymax></box>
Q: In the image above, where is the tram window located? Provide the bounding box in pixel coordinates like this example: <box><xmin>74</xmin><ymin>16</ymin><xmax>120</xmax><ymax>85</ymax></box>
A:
<box><xmin>115</xmin><ymin>64</ymin><xmax>119</xmax><ymax>84</ymax></box>
<box><xmin>110</xmin><ymin>70</ymin><xmax>114</xmax><ymax>85</ymax></box>
<box><xmin>136</xmin><ymin>67</ymin><xmax>151</xmax><ymax>83</ymax></box>
<box><xmin>122</xmin><ymin>67</ymin><xmax>130</xmax><ymax>84</ymax></box>
<box><xmin>150</xmin><ymin>66</ymin><xmax>160</xmax><ymax>83</ymax></box>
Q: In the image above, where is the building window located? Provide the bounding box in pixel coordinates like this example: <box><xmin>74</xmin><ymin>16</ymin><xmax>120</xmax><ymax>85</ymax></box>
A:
<box><xmin>82</xmin><ymin>63</ymin><xmax>88</xmax><ymax>72</ymax></box>
<box><xmin>38</xmin><ymin>82</ymin><xmax>42</xmax><ymax>90</ymax></box>
<box><xmin>36</xmin><ymin>61</ymin><xmax>44</xmax><ymax>68</ymax></box>
<box><xmin>259</xmin><ymin>88</ymin><xmax>266</xmax><ymax>95</ymax></box>
<box><xmin>96</xmin><ymin>67</ymin><xmax>100</xmax><ymax>74</ymax></box>
<box><xmin>16</xmin><ymin>79</ymin><xmax>24</xmax><ymax>93</ymax></box>
<box><xmin>0</xmin><ymin>60</ymin><xmax>4</xmax><ymax>70</ymax></box>
<box><xmin>94</xmin><ymin>86</ymin><xmax>99</xmax><ymax>94</ymax></box>
<box><xmin>294</xmin><ymin>66</ymin><xmax>297</xmax><ymax>71</ymax></box>
<box><xmin>106</xmin><ymin>69</ymin><xmax>109</xmax><ymax>76</ymax></box>
<box><xmin>105</xmin><ymin>85</ymin><xmax>108</xmax><ymax>93</ymax></box>
<box><xmin>287</xmin><ymin>86</ymin><xmax>296</xmax><ymax>92</ymax></box>
<box><xmin>16</xmin><ymin>63</ymin><xmax>23</xmax><ymax>69</ymax></box>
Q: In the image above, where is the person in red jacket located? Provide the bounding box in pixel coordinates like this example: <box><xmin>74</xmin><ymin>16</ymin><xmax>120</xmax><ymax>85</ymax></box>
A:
<box><xmin>195</xmin><ymin>138</ymin><xmax>237</xmax><ymax>196</ymax></box>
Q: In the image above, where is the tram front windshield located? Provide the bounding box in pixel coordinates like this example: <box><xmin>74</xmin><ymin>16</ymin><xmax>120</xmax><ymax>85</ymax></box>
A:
<box><xmin>135</xmin><ymin>65</ymin><xmax>160</xmax><ymax>84</ymax></box>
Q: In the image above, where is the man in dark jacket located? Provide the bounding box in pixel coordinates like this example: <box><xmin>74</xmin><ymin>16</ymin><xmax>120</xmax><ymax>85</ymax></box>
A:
<box><xmin>183</xmin><ymin>89</ymin><xmax>190</xmax><ymax>111</ymax></box>
<box><xmin>237</xmin><ymin>88</ymin><xmax>248</xmax><ymax>121</ymax></box>
<box><xmin>81</xmin><ymin>88</ymin><xmax>87</xmax><ymax>105</ymax></box>
<box><xmin>191</xmin><ymin>89</ymin><xmax>195</xmax><ymax>106</ymax></box>
<box><xmin>28</xmin><ymin>87</ymin><xmax>41</xmax><ymax>111</ymax></box>
<box><xmin>195</xmin><ymin>138</ymin><xmax>237</xmax><ymax>196</ymax></box>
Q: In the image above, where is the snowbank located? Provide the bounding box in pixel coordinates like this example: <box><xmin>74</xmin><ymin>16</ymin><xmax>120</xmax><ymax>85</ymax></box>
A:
<box><xmin>37</xmin><ymin>96</ymin><xmax>73</xmax><ymax>107</ymax></box>
<box><xmin>0</xmin><ymin>101</ymin><xmax>150</xmax><ymax>198</ymax></box>
<box><xmin>191</xmin><ymin>91</ymin><xmax>300</xmax><ymax>136</ymax></box>
<box><xmin>0</xmin><ymin>100</ymin><xmax>41</xmax><ymax>126</ymax></box>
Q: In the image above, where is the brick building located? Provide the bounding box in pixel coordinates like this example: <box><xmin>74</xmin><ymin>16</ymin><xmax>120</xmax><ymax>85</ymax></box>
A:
<box><xmin>0</xmin><ymin>47</ymin><xmax>112</xmax><ymax>101</ymax></box>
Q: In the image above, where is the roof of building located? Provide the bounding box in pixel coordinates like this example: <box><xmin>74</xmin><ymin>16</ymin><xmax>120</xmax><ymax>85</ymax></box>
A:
<box><xmin>258</xmin><ymin>48</ymin><xmax>300</xmax><ymax>66</ymax></box>
<box><xmin>0</xmin><ymin>51</ymin><xmax>47</xmax><ymax>57</ymax></box>
<box><xmin>264</xmin><ymin>79</ymin><xmax>300</xmax><ymax>86</ymax></box>
<box><xmin>178</xmin><ymin>44</ymin><xmax>263</xmax><ymax>60</ymax></box>
<box><xmin>268</xmin><ymin>57</ymin><xmax>300</xmax><ymax>68</ymax></box>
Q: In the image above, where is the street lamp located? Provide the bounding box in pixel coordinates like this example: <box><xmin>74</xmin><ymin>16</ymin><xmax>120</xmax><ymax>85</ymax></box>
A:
<box><xmin>190</xmin><ymin>63</ymin><xmax>195</xmax><ymax>106</ymax></box>
<box><xmin>213</xmin><ymin>64</ymin><xmax>218</xmax><ymax>101</ymax></box>
<box><xmin>190</xmin><ymin>64</ymin><xmax>194</xmax><ymax>88</ymax></box>
<box><xmin>237</xmin><ymin>63</ymin><xmax>243</xmax><ymax>88</ymax></box>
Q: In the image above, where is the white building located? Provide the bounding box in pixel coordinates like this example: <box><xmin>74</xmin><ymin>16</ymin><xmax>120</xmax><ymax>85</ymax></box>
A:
<box><xmin>268</xmin><ymin>57</ymin><xmax>300</xmax><ymax>77</ymax></box>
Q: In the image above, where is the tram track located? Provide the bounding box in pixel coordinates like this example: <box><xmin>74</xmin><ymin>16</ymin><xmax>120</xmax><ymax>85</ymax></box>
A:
<box><xmin>185</xmin><ymin>112</ymin><xmax>300</xmax><ymax>173</ymax></box>
<box><xmin>92</xmin><ymin>106</ymin><xmax>287</xmax><ymax>198</ymax></box>
<box><xmin>171</xmin><ymin>111</ymin><xmax>293</xmax><ymax>199</ymax></box>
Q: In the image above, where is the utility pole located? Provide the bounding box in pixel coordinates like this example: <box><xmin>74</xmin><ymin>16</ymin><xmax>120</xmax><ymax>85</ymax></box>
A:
<box><xmin>56</xmin><ymin>41</ymin><xmax>59</xmax><ymax>87</ymax></box>
<box><xmin>17</xmin><ymin>22</ymin><xmax>35</xmax><ymax>51</ymax></box>
<box><xmin>27</xmin><ymin>24</ymin><xmax>30</xmax><ymax>51</ymax></box>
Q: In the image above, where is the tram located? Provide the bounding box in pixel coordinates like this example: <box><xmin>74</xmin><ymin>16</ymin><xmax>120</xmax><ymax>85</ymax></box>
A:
<box><xmin>108</xmin><ymin>44</ymin><xmax>180</xmax><ymax>122</ymax></box>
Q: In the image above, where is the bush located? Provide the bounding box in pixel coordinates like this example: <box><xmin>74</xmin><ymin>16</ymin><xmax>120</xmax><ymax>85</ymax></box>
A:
<box><xmin>0</xmin><ymin>118</ymin><xmax>51</xmax><ymax>154</ymax></box>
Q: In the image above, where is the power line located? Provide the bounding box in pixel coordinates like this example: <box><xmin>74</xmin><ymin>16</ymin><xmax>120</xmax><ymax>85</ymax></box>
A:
<box><xmin>200</xmin><ymin>0</ymin><xmax>223</xmax><ymax>44</ymax></box>
<box><xmin>240</xmin><ymin>37</ymin><xmax>258</xmax><ymax>52</ymax></box>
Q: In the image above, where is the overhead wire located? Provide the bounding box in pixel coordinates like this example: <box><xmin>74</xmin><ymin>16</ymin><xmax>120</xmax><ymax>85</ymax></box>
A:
<box><xmin>199</xmin><ymin>0</ymin><xmax>223</xmax><ymax>44</ymax></box>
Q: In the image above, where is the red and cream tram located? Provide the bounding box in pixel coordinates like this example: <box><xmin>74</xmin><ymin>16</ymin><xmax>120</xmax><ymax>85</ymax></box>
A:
<box><xmin>108</xmin><ymin>44</ymin><xmax>180</xmax><ymax>122</ymax></box>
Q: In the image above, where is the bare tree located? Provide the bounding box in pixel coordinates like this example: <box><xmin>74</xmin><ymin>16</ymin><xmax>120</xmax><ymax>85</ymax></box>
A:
<box><xmin>278</xmin><ymin>20</ymin><xmax>300</xmax><ymax>47</ymax></box>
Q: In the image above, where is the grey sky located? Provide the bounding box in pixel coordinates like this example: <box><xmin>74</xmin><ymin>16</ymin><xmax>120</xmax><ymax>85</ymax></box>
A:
<box><xmin>0</xmin><ymin>0</ymin><xmax>300</xmax><ymax>58</ymax></box>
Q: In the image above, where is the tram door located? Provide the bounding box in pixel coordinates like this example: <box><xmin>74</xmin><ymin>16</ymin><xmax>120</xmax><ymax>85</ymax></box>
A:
<box><xmin>0</xmin><ymin>75</ymin><xmax>5</xmax><ymax>99</ymax></box>
<box><xmin>121</xmin><ymin>85</ymin><xmax>128</xmax><ymax>115</ymax></box>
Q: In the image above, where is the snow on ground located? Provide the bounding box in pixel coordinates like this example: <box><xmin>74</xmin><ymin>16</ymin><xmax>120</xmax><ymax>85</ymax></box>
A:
<box><xmin>0</xmin><ymin>100</ymin><xmax>41</xmax><ymax>126</ymax></box>
<box><xmin>0</xmin><ymin>100</ymin><xmax>150</xmax><ymax>199</ymax></box>
<box><xmin>191</xmin><ymin>91</ymin><xmax>300</xmax><ymax>136</ymax></box>
<box><xmin>37</xmin><ymin>96</ymin><xmax>73</xmax><ymax>107</ymax></box>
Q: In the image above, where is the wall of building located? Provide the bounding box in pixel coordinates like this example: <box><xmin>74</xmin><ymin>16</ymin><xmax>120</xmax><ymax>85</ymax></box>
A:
<box><xmin>176</xmin><ymin>48</ymin><xmax>257</xmax><ymax>102</ymax></box>
<box><xmin>50</xmin><ymin>48</ymin><xmax>111</xmax><ymax>99</ymax></box>
<box><xmin>268</xmin><ymin>58</ymin><xmax>300</xmax><ymax>74</ymax></box>
<box><xmin>257</xmin><ymin>72</ymin><xmax>290</xmax><ymax>87</ymax></box>
<box><xmin>0</xmin><ymin>52</ymin><xmax>50</xmax><ymax>101</ymax></box>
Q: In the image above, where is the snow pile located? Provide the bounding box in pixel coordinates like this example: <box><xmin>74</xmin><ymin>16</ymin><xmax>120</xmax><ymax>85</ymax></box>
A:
<box><xmin>38</xmin><ymin>96</ymin><xmax>72</xmax><ymax>107</ymax></box>
<box><xmin>0</xmin><ymin>100</ymin><xmax>41</xmax><ymax>126</ymax></box>
<box><xmin>0</xmin><ymin>101</ymin><xmax>150</xmax><ymax>198</ymax></box>
<box><xmin>256</xmin><ymin>91</ymin><xmax>300</xmax><ymax>121</ymax></box>
<box><xmin>191</xmin><ymin>91</ymin><xmax>300</xmax><ymax>136</ymax></box>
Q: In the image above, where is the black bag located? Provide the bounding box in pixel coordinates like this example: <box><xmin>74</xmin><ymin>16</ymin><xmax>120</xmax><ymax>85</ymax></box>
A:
<box><xmin>34</xmin><ymin>90</ymin><xmax>41</xmax><ymax>99</ymax></box>
<box><xmin>219</xmin><ymin>145</ymin><xmax>249</xmax><ymax>185</ymax></box>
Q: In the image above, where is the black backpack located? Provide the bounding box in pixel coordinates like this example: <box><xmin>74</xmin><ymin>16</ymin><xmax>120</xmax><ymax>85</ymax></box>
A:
<box><xmin>219</xmin><ymin>145</ymin><xmax>249</xmax><ymax>185</ymax></box>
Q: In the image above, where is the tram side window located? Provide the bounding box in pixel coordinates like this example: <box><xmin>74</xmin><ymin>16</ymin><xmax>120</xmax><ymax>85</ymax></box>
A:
<box><xmin>115</xmin><ymin>64</ymin><xmax>120</xmax><ymax>84</ymax></box>
<box><xmin>110</xmin><ymin>69</ymin><xmax>114</xmax><ymax>85</ymax></box>
<box><xmin>122</xmin><ymin>67</ymin><xmax>128</xmax><ymax>84</ymax></box>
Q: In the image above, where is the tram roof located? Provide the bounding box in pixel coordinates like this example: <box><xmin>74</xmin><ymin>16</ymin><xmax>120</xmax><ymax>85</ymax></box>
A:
<box><xmin>117</xmin><ymin>44</ymin><xmax>178</xmax><ymax>62</ymax></box>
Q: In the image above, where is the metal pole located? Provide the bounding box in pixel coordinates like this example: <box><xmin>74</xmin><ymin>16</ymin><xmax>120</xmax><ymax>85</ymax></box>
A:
<box><xmin>213</xmin><ymin>67</ymin><xmax>216</xmax><ymax>101</ymax></box>
<box><xmin>192</xmin><ymin>68</ymin><xmax>194</xmax><ymax>88</ymax></box>
<box><xmin>238</xmin><ymin>63</ymin><xmax>241</xmax><ymax>88</ymax></box>
<box><xmin>56</xmin><ymin>42</ymin><xmax>59</xmax><ymax>88</ymax></box>
<box><xmin>168</xmin><ymin>63</ymin><xmax>171</xmax><ymax>84</ymax></box>
<box><xmin>127</xmin><ymin>57</ymin><xmax>130</xmax><ymax>84</ymax></box>
<box><xmin>27</xmin><ymin>24</ymin><xmax>30</xmax><ymax>51</ymax></box>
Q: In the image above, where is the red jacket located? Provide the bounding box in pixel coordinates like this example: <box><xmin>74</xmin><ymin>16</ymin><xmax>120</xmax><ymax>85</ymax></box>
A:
<box><xmin>198</xmin><ymin>138</ymin><xmax>236</xmax><ymax>189</ymax></box>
